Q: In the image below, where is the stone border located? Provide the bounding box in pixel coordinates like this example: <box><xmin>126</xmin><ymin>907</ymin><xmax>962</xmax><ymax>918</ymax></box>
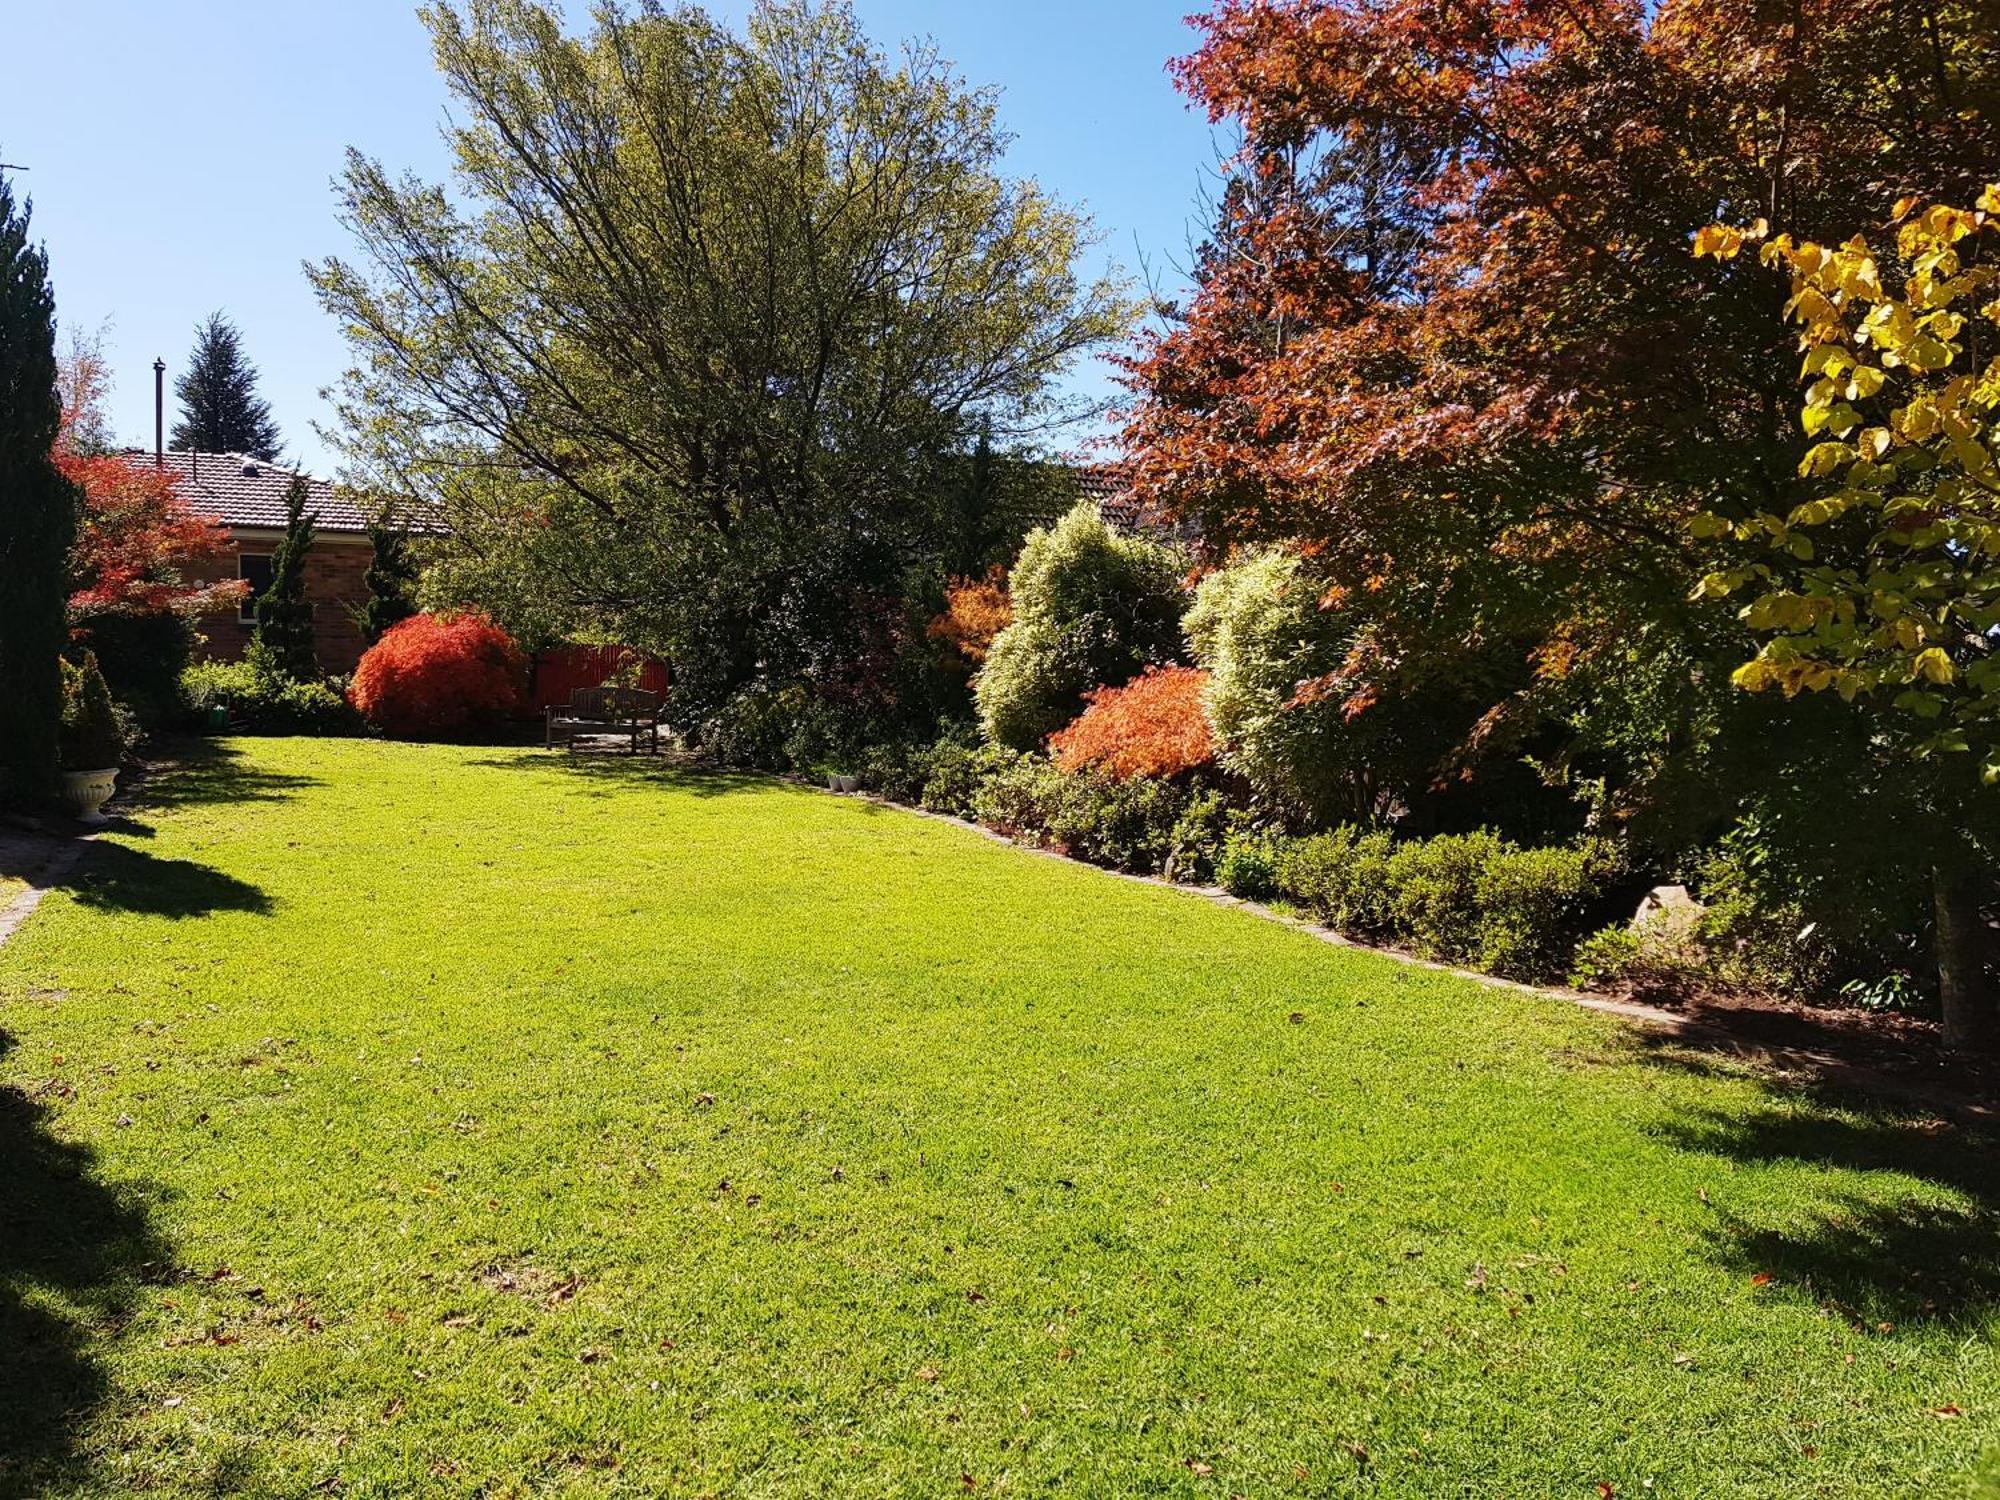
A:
<box><xmin>0</xmin><ymin>833</ymin><xmax>87</xmax><ymax>948</ymax></box>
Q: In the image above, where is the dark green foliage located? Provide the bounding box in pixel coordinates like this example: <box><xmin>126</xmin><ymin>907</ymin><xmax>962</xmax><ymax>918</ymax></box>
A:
<box><xmin>1274</xmin><ymin>827</ymin><xmax>1396</xmax><ymax>934</ymax></box>
<box><xmin>74</xmin><ymin>612</ymin><xmax>192</xmax><ymax>728</ymax></box>
<box><xmin>1215</xmin><ymin>828</ymin><xmax>1285</xmax><ymax>901</ymax></box>
<box><xmin>976</xmin><ymin>502</ymin><xmax>1187</xmax><ymax>749</ymax></box>
<box><xmin>253</xmin><ymin>475</ymin><xmax>319</xmax><ymax>680</ymax></box>
<box><xmin>0</xmin><ymin>172</ymin><xmax>78</xmax><ymax>803</ymax></box>
<box><xmin>354</xmin><ymin>521</ymin><xmax>418</xmax><ymax>645</ymax></box>
<box><xmin>57</xmin><ymin>652</ymin><xmax>123</xmax><ymax>770</ymax></box>
<box><xmin>179</xmin><ymin>659</ymin><xmax>359</xmax><ymax>736</ymax></box>
<box><xmin>917</xmin><ymin>740</ymin><xmax>1014</xmax><ymax>818</ymax></box>
<box><xmin>169</xmin><ymin>311</ymin><xmax>280</xmax><ymax>459</ymax></box>
<box><xmin>1164</xmin><ymin>789</ymin><xmax>1232</xmax><ymax>885</ymax></box>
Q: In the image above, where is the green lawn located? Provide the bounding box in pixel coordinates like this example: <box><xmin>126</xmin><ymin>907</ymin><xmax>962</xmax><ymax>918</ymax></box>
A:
<box><xmin>1</xmin><ymin>739</ymin><xmax>1994</xmax><ymax>1497</ymax></box>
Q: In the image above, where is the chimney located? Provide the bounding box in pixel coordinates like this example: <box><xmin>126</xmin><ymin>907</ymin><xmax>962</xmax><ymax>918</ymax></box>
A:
<box><xmin>152</xmin><ymin>357</ymin><xmax>165</xmax><ymax>467</ymax></box>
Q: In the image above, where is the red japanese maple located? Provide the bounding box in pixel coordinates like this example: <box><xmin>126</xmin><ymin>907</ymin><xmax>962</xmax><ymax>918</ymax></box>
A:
<box><xmin>1050</xmin><ymin>665</ymin><xmax>1216</xmax><ymax>781</ymax></box>
<box><xmin>61</xmin><ymin>450</ymin><xmax>245</xmax><ymax>620</ymax></box>
<box><xmin>349</xmin><ymin>612</ymin><xmax>524</xmax><ymax>738</ymax></box>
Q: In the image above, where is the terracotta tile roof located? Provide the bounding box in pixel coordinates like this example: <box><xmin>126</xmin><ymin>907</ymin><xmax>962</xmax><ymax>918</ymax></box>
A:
<box><xmin>120</xmin><ymin>450</ymin><xmax>373</xmax><ymax>534</ymax></box>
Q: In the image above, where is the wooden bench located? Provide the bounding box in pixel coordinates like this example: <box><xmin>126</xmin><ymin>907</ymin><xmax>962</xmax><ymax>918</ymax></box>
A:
<box><xmin>545</xmin><ymin>686</ymin><xmax>663</xmax><ymax>755</ymax></box>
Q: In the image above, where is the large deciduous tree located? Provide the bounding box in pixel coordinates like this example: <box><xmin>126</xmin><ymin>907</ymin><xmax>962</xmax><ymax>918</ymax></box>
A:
<box><xmin>171</xmin><ymin>311</ymin><xmax>282</xmax><ymax>459</ymax></box>
<box><xmin>311</xmin><ymin>0</ymin><xmax>1128</xmax><ymax>729</ymax></box>
<box><xmin>0</xmin><ymin>171</ymin><xmax>78</xmax><ymax>803</ymax></box>
<box><xmin>1124</xmin><ymin>0</ymin><xmax>1999</xmax><ymax>1013</ymax></box>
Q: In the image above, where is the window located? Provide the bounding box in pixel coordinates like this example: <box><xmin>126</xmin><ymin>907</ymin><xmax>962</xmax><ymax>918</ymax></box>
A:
<box><xmin>238</xmin><ymin>554</ymin><xmax>274</xmax><ymax>623</ymax></box>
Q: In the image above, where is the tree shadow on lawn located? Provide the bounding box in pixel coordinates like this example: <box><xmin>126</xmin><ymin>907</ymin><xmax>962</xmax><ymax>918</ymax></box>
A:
<box><xmin>55</xmin><ymin>841</ymin><xmax>271</xmax><ymax>921</ymax></box>
<box><xmin>465</xmin><ymin>750</ymin><xmax>800</xmax><ymax>802</ymax></box>
<box><xmin>0</xmin><ymin>1030</ymin><xmax>173</xmax><ymax>1497</ymax></box>
<box><xmin>130</xmin><ymin>738</ymin><xmax>324</xmax><ymax>812</ymax></box>
<box><xmin>1647</xmin><ymin>1047</ymin><xmax>2000</xmax><ymax>1332</ymax></box>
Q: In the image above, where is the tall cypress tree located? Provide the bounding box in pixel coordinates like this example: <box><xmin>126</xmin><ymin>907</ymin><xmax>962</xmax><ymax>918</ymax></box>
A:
<box><xmin>170</xmin><ymin>311</ymin><xmax>281</xmax><ymax>458</ymax></box>
<box><xmin>353</xmin><ymin>517</ymin><xmax>418</xmax><ymax>645</ymax></box>
<box><xmin>0</xmin><ymin>171</ymin><xmax>79</xmax><ymax>802</ymax></box>
<box><xmin>251</xmin><ymin>474</ymin><xmax>319</xmax><ymax>680</ymax></box>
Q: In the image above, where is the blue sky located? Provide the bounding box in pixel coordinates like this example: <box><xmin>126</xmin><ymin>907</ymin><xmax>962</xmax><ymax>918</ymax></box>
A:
<box><xmin>8</xmin><ymin>2</ymin><xmax>1220</xmax><ymax>472</ymax></box>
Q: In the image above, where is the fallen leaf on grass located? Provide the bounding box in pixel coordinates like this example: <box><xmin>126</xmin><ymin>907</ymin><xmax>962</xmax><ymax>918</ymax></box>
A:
<box><xmin>1184</xmin><ymin>1458</ymin><xmax>1213</xmax><ymax>1477</ymax></box>
<box><xmin>1750</xmin><ymin>1272</ymin><xmax>1775</xmax><ymax>1288</ymax></box>
<box><xmin>1934</xmin><ymin>1404</ymin><xmax>1963</xmax><ymax>1417</ymax></box>
<box><xmin>915</xmin><ymin>1365</ymin><xmax>940</xmax><ymax>1382</ymax></box>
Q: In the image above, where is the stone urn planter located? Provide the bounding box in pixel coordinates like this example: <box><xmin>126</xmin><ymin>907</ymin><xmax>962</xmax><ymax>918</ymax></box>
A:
<box><xmin>61</xmin><ymin>767</ymin><xmax>119</xmax><ymax>825</ymax></box>
<box><xmin>825</xmin><ymin>772</ymin><xmax>861</xmax><ymax>794</ymax></box>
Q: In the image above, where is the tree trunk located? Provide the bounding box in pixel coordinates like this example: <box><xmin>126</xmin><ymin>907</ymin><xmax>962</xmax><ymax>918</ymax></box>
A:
<box><xmin>1934</xmin><ymin>864</ymin><xmax>1995</xmax><ymax>1051</ymax></box>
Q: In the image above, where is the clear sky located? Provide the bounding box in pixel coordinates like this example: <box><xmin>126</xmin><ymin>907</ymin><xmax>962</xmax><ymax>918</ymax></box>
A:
<box><xmin>7</xmin><ymin>1</ymin><xmax>1221</xmax><ymax>473</ymax></box>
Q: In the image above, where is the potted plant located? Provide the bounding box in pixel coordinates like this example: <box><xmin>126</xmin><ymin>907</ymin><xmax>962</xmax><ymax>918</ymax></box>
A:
<box><xmin>58</xmin><ymin>651</ymin><xmax>124</xmax><ymax>823</ymax></box>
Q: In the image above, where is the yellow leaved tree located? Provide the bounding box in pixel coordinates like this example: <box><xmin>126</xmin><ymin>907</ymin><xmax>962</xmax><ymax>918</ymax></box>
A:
<box><xmin>1694</xmin><ymin>187</ymin><xmax>2000</xmax><ymax>1048</ymax></box>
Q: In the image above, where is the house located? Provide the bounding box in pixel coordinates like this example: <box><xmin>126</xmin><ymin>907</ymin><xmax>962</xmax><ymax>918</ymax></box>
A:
<box><xmin>134</xmin><ymin>451</ymin><xmax>379</xmax><ymax>673</ymax></box>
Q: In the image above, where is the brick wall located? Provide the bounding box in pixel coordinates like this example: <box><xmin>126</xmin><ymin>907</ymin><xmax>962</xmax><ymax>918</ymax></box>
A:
<box><xmin>187</xmin><ymin>532</ymin><xmax>376</xmax><ymax>674</ymax></box>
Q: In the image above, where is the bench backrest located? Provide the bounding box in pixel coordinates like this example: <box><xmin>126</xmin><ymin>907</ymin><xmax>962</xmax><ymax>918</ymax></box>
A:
<box><xmin>568</xmin><ymin>686</ymin><xmax>660</xmax><ymax>718</ymax></box>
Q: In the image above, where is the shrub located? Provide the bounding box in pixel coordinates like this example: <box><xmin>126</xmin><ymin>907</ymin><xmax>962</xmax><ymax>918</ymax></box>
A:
<box><xmin>1216</xmin><ymin>828</ymin><xmax>1286</xmax><ymax>900</ymax></box>
<box><xmin>58</xmin><ymin>652</ymin><xmax>123</xmax><ymax>770</ymax></box>
<box><xmin>1274</xmin><ymin>825</ymin><xmax>1396</xmax><ymax>934</ymax></box>
<box><xmin>1473</xmin><ymin>839</ymin><xmax>1620</xmax><ymax>978</ymax></box>
<box><xmin>918</xmin><ymin>740</ymin><xmax>1014</xmax><ymax>817</ymax></box>
<box><xmin>1381</xmin><ymin>831</ymin><xmax>1508</xmax><ymax>963</ymax></box>
<box><xmin>181</xmin><ymin>658</ymin><xmax>360</xmax><ymax>736</ymax></box>
<box><xmin>1184</xmin><ymin>548</ymin><xmax>1357</xmax><ymax>820</ymax></box>
<box><xmin>1050</xmin><ymin>665</ymin><xmax>1215</xmax><ymax>780</ymax></box>
<box><xmin>1164</xmin><ymin>789</ymin><xmax>1232</xmax><ymax>885</ymax></box>
<box><xmin>349</xmin><ymin>612</ymin><xmax>522</xmax><ymax>739</ymax></box>
<box><xmin>975</xmin><ymin>501</ymin><xmax>1186</xmax><ymax>749</ymax></box>
<box><xmin>703</xmin><ymin>680</ymin><xmax>810</xmax><ymax>769</ymax></box>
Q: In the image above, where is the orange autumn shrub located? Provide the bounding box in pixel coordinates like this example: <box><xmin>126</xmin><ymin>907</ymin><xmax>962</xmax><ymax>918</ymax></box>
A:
<box><xmin>927</xmin><ymin>565</ymin><xmax>1012</xmax><ymax>665</ymax></box>
<box><xmin>349</xmin><ymin>612</ymin><xmax>523</xmax><ymax>739</ymax></box>
<box><xmin>1050</xmin><ymin>665</ymin><xmax>1215</xmax><ymax>780</ymax></box>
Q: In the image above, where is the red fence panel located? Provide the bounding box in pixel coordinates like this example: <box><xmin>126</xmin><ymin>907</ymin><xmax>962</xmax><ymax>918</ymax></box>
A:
<box><xmin>528</xmin><ymin>645</ymin><xmax>670</xmax><ymax>710</ymax></box>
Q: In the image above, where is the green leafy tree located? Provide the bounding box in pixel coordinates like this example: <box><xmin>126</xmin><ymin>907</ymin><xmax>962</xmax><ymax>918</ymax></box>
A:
<box><xmin>0</xmin><ymin>170</ymin><xmax>78</xmax><ymax>803</ymax></box>
<box><xmin>253</xmin><ymin>475</ymin><xmax>319</xmax><ymax>680</ymax></box>
<box><xmin>310</xmin><ymin>0</ymin><xmax>1129</xmax><ymax>730</ymax></box>
<box><xmin>170</xmin><ymin>311</ymin><xmax>281</xmax><ymax>458</ymax></box>
<box><xmin>353</xmin><ymin>517</ymin><xmax>418</xmax><ymax>646</ymax></box>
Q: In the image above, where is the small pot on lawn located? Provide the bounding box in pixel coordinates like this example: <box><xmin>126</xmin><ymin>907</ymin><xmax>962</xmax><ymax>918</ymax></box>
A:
<box><xmin>825</xmin><ymin>772</ymin><xmax>861</xmax><ymax>794</ymax></box>
<box><xmin>58</xmin><ymin>651</ymin><xmax>124</xmax><ymax>826</ymax></box>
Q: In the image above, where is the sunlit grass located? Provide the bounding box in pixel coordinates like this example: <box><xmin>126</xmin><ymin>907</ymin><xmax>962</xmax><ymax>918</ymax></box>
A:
<box><xmin>0</xmin><ymin>738</ymin><xmax>1993</xmax><ymax>1496</ymax></box>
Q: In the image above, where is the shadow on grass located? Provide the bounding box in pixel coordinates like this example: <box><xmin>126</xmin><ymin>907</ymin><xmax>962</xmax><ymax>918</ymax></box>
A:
<box><xmin>57</xmin><ymin>842</ymin><xmax>271</xmax><ymax>920</ymax></box>
<box><xmin>133</xmin><ymin>739</ymin><xmax>323</xmax><ymax>811</ymax></box>
<box><xmin>1657</xmin><ymin>1083</ymin><xmax>2000</xmax><ymax>1331</ymax></box>
<box><xmin>0</xmin><ymin>1030</ymin><xmax>173</xmax><ymax>1497</ymax></box>
<box><xmin>464</xmin><ymin>750</ymin><xmax>783</xmax><ymax>801</ymax></box>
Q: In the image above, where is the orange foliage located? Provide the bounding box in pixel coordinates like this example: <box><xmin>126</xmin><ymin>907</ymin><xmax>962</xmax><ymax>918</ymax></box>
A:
<box><xmin>927</xmin><ymin>566</ymin><xmax>1012</xmax><ymax>664</ymax></box>
<box><xmin>349</xmin><ymin>612</ymin><xmax>523</xmax><ymax>738</ymax></box>
<box><xmin>1050</xmin><ymin>665</ymin><xmax>1216</xmax><ymax>780</ymax></box>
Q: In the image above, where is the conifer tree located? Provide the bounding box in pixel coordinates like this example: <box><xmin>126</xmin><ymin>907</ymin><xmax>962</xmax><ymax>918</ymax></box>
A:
<box><xmin>170</xmin><ymin>311</ymin><xmax>281</xmax><ymax>457</ymax></box>
<box><xmin>252</xmin><ymin>474</ymin><xmax>319</xmax><ymax>679</ymax></box>
<box><xmin>0</xmin><ymin>170</ymin><xmax>79</xmax><ymax>801</ymax></box>
<box><xmin>353</xmin><ymin>517</ymin><xmax>418</xmax><ymax>645</ymax></box>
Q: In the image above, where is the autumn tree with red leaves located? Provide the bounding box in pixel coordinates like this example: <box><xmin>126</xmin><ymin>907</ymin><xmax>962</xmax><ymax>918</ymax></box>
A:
<box><xmin>61</xmin><ymin>451</ymin><xmax>245</xmax><ymax>621</ymax></box>
<box><xmin>1125</xmin><ymin>0</ymin><xmax>2000</xmax><ymax>1021</ymax></box>
<box><xmin>1051</xmin><ymin>665</ymin><xmax>1215</xmax><ymax>781</ymax></box>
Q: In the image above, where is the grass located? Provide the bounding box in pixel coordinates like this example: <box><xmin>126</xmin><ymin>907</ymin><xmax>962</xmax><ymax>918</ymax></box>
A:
<box><xmin>0</xmin><ymin>737</ymin><xmax>1994</xmax><ymax>1497</ymax></box>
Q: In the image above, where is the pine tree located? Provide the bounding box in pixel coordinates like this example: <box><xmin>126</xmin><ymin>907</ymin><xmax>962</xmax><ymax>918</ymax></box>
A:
<box><xmin>353</xmin><ymin>518</ymin><xmax>418</xmax><ymax>645</ymax></box>
<box><xmin>252</xmin><ymin>474</ymin><xmax>319</xmax><ymax>679</ymax></box>
<box><xmin>170</xmin><ymin>311</ymin><xmax>281</xmax><ymax>458</ymax></box>
<box><xmin>0</xmin><ymin>171</ymin><xmax>79</xmax><ymax>802</ymax></box>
